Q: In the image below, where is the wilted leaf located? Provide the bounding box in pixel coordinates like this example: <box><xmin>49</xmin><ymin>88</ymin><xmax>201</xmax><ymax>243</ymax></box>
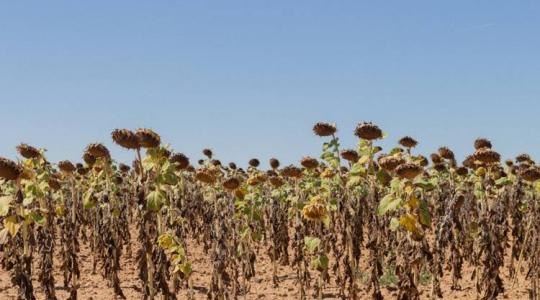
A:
<box><xmin>4</xmin><ymin>216</ymin><xmax>21</xmax><ymax>237</ymax></box>
<box><xmin>0</xmin><ymin>196</ymin><xmax>12</xmax><ymax>217</ymax></box>
<box><xmin>399</xmin><ymin>214</ymin><xmax>418</xmax><ymax>233</ymax></box>
<box><xmin>304</xmin><ymin>236</ymin><xmax>320</xmax><ymax>253</ymax></box>
<box><xmin>377</xmin><ymin>194</ymin><xmax>401</xmax><ymax>216</ymax></box>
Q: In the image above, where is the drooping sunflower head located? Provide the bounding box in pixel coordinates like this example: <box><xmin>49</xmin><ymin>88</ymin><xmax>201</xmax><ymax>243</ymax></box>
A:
<box><xmin>398</xmin><ymin>136</ymin><xmax>418</xmax><ymax>148</ymax></box>
<box><xmin>85</xmin><ymin>143</ymin><xmax>111</xmax><ymax>160</ymax></box>
<box><xmin>249</xmin><ymin>158</ymin><xmax>260</xmax><ymax>168</ymax></box>
<box><xmin>135</xmin><ymin>128</ymin><xmax>161</xmax><ymax>149</ymax></box>
<box><xmin>223</xmin><ymin>177</ymin><xmax>241</xmax><ymax>191</ymax></box>
<box><xmin>269</xmin><ymin>158</ymin><xmax>280</xmax><ymax>170</ymax></box>
<box><xmin>340</xmin><ymin>149</ymin><xmax>359</xmax><ymax>162</ymax></box>
<box><xmin>58</xmin><ymin>160</ymin><xmax>76</xmax><ymax>173</ymax></box>
<box><xmin>111</xmin><ymin>129</ymin><xmax>140</xmax><ymax>150</ymax></box>
<box><xmin>170</xmin><ymin>153</ymin><xmax>190</xmax><ymax>170</ymax></box>
<box><xmin>312</xmin><ymin>122</ymin><xmax>337</xmax><ymax>137</ymax></box>
<box><xmin>16</xmin><ymin>143</ymin><xmax>41</xmax><ymax>159</ymax></box>
<box><xmin>474</xmin><ymin>138</ymin><xmax>492</xmax><ymax>150</ymax></box>
<box><xmin>300</xmin><ymin>156</ymin><xmax>319</xmax><ymax>169</ymax></box>
<box><xmin>354</xmin><ymin>122</ymin><xmax>383</xmax><ymax>140</ymax></box>
<box><xmin>0</xmin><ymin>157</ymin><xmax>22</xmax><ymax>181</ymax></box>
<box><xmin>438</xmin><ymin>147</ymin><xmax>455</xmax><ymax>160</ymax></box>
<box><xmin>395</xmin><ymin>163</ymin><xmax>423</xmax><ymax>180</ymax></box>
<box><xmin>473</xmin><ymin>148</ymin><xmax>500</xmax><ymax>164</ymax></box>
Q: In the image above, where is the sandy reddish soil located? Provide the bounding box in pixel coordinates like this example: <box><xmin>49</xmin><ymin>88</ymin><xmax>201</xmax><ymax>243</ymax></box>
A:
<box><xmin>0</xmin><ymin>225</ymin><xmax>532</xmax><ymax>300</ymax></box>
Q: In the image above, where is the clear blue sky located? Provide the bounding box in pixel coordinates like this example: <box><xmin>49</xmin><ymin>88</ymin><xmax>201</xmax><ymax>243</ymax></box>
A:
<box><xmin>1</xmin><ymin>1</ymin><xmax>539</xmax><ymax>167</ymax></box>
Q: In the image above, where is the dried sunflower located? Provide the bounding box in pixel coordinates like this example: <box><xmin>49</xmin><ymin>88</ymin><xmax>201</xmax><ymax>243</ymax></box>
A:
<box><xmin>398</xmin><ymin>136</ymin><xmax>418</xmax><ymax>148</ymax></box>
<box><xmin>136</xmin><ymin>128</ymin><xmax>161</xmax><ymax>148</ymax></box>
<box><xmin>519</xmin><ymin>167</ymin><xmax>540</xmax><ymax>182</ymax></box>
<box><xmin>312</xmin><ymin>122</ymin><xmax>337</xmax><ymax>137</ymax></box>
<box><xmin>281</xmin><ymin>165</ymin><xmax>303</xmax><ymax>178</ymax></box>
<box><xmin>300</xmin><ymin>157</ymin><xmax>319</xmax><ymax>169</ymax></box>
<box><xmin>170</xmin><ymin>153</ymin><xmax>190</xmax><ymax>170</ymax></box>
<box><xmin>438</xmin><ymin>147</ymin><xmax>455</xmax><ymax>160</ymax></box>
<box><xmin>16</xmin><ymin>143</ymin><xmax>41</xmax><ymax>159</ymax></box>
<box><xmin>302</xmin><ymin>195</ymin><xmax>328</xmax><ymax>221</ymax></box>
<box><xmin>395</xmin><ymin>163</ymin><xmax>423</xmax><ymax>180</ymax></box>
<box><xmin>111</xmin><ymin>129</ymin><xmax>140</xmax><ymax>149</ymax></box>
<box><xmin>474</xmin><ymin>138</ymin><xmax>492</xmax><ymax>150</ymax></box>
<box><xmin>269</xmin><ymin>158</ymin><xmax>280</xmax><ymax>169</ymax></box>
<box><xmin>249</xmin><ymin>158</ymin><xmax>260</xmax><ymax>168</ymax></box>
<box><xmin>354</xmin><ymin>122</ymin><xmax>383</xmax><ymax>140</ymax></box>
<box><xmin>58</xmin><ymin>160</ymin><xmax>76</xmax><ymax>173</ymax></box>
<box><xmin>340</xmin><ymin>149</ymin><xmax>359</xmax><ymax>162</ymax></box>
<box><xmin>223</xmin><ymin>177</ymin><xmax>241</xmax><ymax>191</ymax></box>
<box><xmin>378</xmin><ymin>155</ymin><xmax>405</xmax><ymax>172</ymax></box>
<box><xmin>474</xmin><ymin>148</ymin><xmax>500</xmax><ymax>164</ymax></box>
<box><xmin>86</xmin><ymin>143</ymin><xmax>110</xmax><ymax>159</ymax></box>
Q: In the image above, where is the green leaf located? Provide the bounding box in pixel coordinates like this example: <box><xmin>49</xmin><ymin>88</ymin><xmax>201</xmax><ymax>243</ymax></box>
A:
<box><xmin>0</xmin><ymin>196</ymin><xmax>12</xmax><ymax>217</ymax></box>
<box><xmin>414</xmin><ymin>179</ymin><xmax>435</xmax><ymax>191</ymax></box>
<box><xmin>377</xmin><ymin>194</ymin><xmax>401</xmax><ymax>216</ymax></box>
<box><xmin>495</xmin><ymin>177</ymin><xmax>511</xmax><ymax>187</ymax></box>
<box><xmin>389</xmin><ymin>217</ymin><xmax>400</xmax><ymax>231</ymax></box>
<box><xmin>83</xmin><ymin>189</ymin><xmax>96</xmax><ymax>209</ymax></box>
<box><xmin>147</xmin><ymin>189</ymin><xmax>165</xmax><ymax>211</ymax></box>
<box><xmin>311</xmin><ymin>254</ymin><xmax>329</xmax><ymax>271</ymax></box>
<box><xmin>418</xmin><ymin>199</ymin><xmax>431</xmax><ymax>226</ymax></box>
<box><xmin>304</xmin><ymin>236</ymin><xmax>321</xmax><ymax>253</ymax></box>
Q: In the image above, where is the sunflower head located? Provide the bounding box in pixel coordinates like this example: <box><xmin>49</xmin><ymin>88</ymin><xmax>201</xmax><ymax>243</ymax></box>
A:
<box><xmin>111</xmin><ymin>129</ymin><xmax>140</xmax><ymax>150</ymax></box>
<box><xmin>474</xmin><ymin>138</ymin><xmax>492</xmax><ymax>150</ymax></box>
<box><xmin>170</xmin><ymin>153</ymin><xmax>190</xmax><ymax>170</ymax></box>
<box><xmin>354</xmin><ymin>122</ymin><xmax>383</xmax><ymax>140</ymax></box>
<box><xmin>300</xmin><ymin>156</ymin><xmax>319</xmax><ymax>169</ymax></box>
<box><xmin>473</xmin><ymin>148</ymin><xmax>500</xmax><ymax>164</ymax></box>
<box><xmin>58</xmin><ymin>160</ymin><xmax>76</xmax><ymax>173</ymax></box>
<box><xmin>340</xmin><ymin>149</ymin><xmax>359</xmax><ymax>162</ymax></box>
<box><xmin>312</xmin><ymin>122</ymin><xmax>337</xmax><ymax>137</ymax></box>
<box><xmin>135</xmin><ymin>128</ymin><xmax>161</xmax><ymax>149</ymax></box>
<box><xmin>249</xmin><ymin>158</ymin><xmax>260</xmax><ymax>168</ymax></box>
<box><xmin>16</xmin><ymin>143</ymin><xmax>41</xmax><ymax>159</ymax></box>
<box><xmin>0</xmin><ymin>157</ymin><xmax>22</xmax><ymax>181</ymax></box>
<box><xmin>398</xmin><ymin>136</ymin><xmax>418</xmax><ymax>148</ymax></box>
<box><xmin>269</xmin><ymin>158</ymin><xmax>280</xmax><ymax>170</ymax></box>
<box><xmin>395</xmin><ymin>163</ymin><xmax>423</xmax><ymax>180</ymax></box>
<box><xmin>85</xmin><ymin>143</ymin><xmax>110</xmax><ymax>160</ymax></box>
<box><xmin>223</xmin><ymin>177</ymin><xmax>241</xmax><ymax>191</ymax></box>
<box><xmin>438</xmin><ymin>147</ymin><xmax>455</xmax><ymax>160</ymax></box>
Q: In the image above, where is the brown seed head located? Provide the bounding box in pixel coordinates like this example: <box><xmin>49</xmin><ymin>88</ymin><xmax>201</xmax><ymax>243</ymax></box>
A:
<box><xmin>58</xmin><ymin>160</ymin><xmax>76</xmax><ymax>173</ymax></box>
<box><xmin>395</xmin><ymin>163</ymin><xmax>423</xmax><ymax>179</ymax></box>
<box><xmin>16</xmin><ymin>143</ymin><xmax>41</xmax><ymax>159</ymax></box>
<box><xmin>111</xmin><ymin>129</ymin><xmax>140</xmax><ymax>150</ymax></box>
<box><xmin>354</xmin><ymin>122</ymin><xmax>383</xmax><ymax>140</ymax></box>
<box><xmin>340</xmin><ymin>149</ymin><xmax>359</xmax><ymax>162</ymax></box>
<box><xmin>300</xmin><ymin>156</ymin><xmax>319</xmax><ymax>169</ymax></box>
<box><xmin>0</xmin><ymin>157</ymin><xmax>22</xmax><ymax>181</ymax></box>
<box><xmin>135</xmin><ymin>128</ymin><xmax>161</xmax><ymax>148</ymax></box>
<box><xmin>378</xmin><ymin>155</ymin><xmax>405</xmax><ymax>172</ymax></box>
<box><xmin>269</xmin><ymin>158</ymin><xmax>280</xmax><ymax>169</ymax></box>
<box><xmin>438</xmin><ymin>147</ymin><xmax>455</xmax><ymax>160</ymax></box>
<box><xmin>83</xmin><ymin>151</ymin><xmax>96</xmax><ymax>166</ymax></box>
<box><xmin>398</xmin><ymin>136</ymin><xmax>418</xmax><ymax>148</ymax></box>
<box><xmin>474</xmin><ymin>138</ymin><xmax>492</xmax><ymax>150</ymax></box>
<box><xmin>281</xmin><ymin>165</ymin><xmax>303</xmax><ymax>178</ymax></box>
<box><xmin>249</xmin><ymin>158</ymin><xmax>260</xmax><ymax>168</ymax></box>
<box><xmin>85</xmin><ymin>143</ymin><xmax>110</xmax><ymax>159</ymax></box>
<box><xmin>170</xmin><ymin>153</ymin><xmax>190</xmax><ymax>170</ymax></box>
<box><xmin>202</xmin><ymin>148</ymin><xmax>213</xmax><ymax>158</ymax></box>
<box><xmin>223</xmin><ymin>177</ymin><xmax>241</xmax><ymax>190</ymax></box>
<box><xmin>474</xmin><ymin>148</ymin><xmax>500</xmax><ymax>164</ymax></box>
<box><xmin>312</xmin><ymin>122</ymin><xmax>337</xmax><ymax>137</ymax></box>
